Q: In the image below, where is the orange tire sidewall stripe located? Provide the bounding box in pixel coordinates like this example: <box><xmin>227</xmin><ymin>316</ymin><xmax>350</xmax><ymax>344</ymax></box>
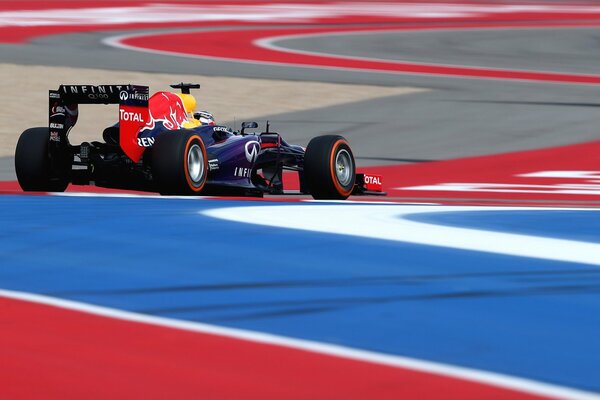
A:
<box><xmin>183</xmin><ymin>135</ymin><xmax>207</xmax><ymax>192</ymax></box>
<box><xmin>329</xmin><ymin>139</ymin><xmax>353</xmax><ymax>196</ymax></box>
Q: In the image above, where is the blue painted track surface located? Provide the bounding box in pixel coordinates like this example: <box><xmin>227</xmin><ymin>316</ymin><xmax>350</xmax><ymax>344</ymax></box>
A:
<box><xmin>1</xmin><ymin>195</ymin><xmax>599</xmax><ymax>392</ymax></box>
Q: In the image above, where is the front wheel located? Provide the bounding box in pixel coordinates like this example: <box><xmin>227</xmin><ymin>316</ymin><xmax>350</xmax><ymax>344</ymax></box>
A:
<box><xmin>304</xmin><ymin>135</ymin><xmax>355</xmax><ymax>200</ymax></box>
<box><xmin>152</xmin><ymin>131</ymin><xmax>208</xmax><ymax>195</ymax></box>
<box><xmin>15</xmin><ymin>127</ymin><xmax>69</xmax><ymax>192</ymax></box>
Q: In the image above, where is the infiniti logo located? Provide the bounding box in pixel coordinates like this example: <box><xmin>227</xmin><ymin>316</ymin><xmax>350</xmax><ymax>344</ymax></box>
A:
<box><xmin>245</xmin><ymin>141</ymin><xmax>260</xmax><ymax>163</ymax></box>
<box><xmin>119</xmin><ymin>91</ymin><xmax>128</xmax><ymax>101</ymax></box>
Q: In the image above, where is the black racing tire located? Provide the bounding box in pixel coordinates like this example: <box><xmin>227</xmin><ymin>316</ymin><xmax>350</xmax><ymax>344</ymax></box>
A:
<box><xmin>304</xmin><ymin>135</ymin><xmax>356</xmax><ymax>200</ymax></box>
<box><xmin>15</xmin><ymin>127</ymin><xmax>69</xmax><ymax>192</ymax></box>
<box><xmin>152</xmin><ymin>131</ymin><xmax>208</xmax><ymax>195</ymax></box>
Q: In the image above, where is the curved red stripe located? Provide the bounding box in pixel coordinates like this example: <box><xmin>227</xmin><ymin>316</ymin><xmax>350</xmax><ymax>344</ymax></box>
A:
<box><xmin>0</xmin><ymin>296</ymin><xmax>551</xmax><ymax>400</ymax></box>
<box><xmin>117</xmin><ymin>23</ymin><xmax>600</xmax><ymax>84</ymax></box>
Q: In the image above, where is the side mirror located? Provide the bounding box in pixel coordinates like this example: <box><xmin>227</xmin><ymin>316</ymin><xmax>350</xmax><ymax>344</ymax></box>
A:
<box><xmin>241</xmin><ymin>121</ymin><xmax>258</xmax><ymax>135</ymax></box>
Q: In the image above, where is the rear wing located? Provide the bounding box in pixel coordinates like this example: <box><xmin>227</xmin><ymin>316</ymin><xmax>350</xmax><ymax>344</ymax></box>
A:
<box><xmin>49</xmin><ymin>84</ymin><xmax>149</xmax><ymax>162</ymax></box>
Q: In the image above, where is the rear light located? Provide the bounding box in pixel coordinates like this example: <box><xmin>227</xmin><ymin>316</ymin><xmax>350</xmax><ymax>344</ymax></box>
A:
<box><xmin>80</xmin><ymin>142</ymin><xmax>90</xmax><ymax>160</ymax></box>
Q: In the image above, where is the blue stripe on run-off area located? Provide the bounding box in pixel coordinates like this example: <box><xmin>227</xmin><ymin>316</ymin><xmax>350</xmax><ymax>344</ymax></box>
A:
<box><xmin>1</xmin><ymin>195</ymin><xmax>599</xmax><ymax>392</ymax></box>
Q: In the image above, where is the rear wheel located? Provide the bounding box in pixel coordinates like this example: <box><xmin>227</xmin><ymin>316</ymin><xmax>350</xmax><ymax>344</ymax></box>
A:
<box><xmin>15</xmin><ymin>127</ymin><xmax>69</xmax><ymax>192</ymax></box>
<box><xmin>304</xmin><ymin>135</ymin><xmax>355</xmax><ymax>200</ymax></box>
<box><xmin>152</xmin><ymin>131</ymin><xmax>208</xmax><ymax>195</ymax></box>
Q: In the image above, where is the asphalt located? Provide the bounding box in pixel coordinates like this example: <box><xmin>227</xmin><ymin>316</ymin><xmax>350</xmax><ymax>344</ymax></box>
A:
<box><xmin>3</xmin><ymin>25</ymin><xmax>600</xmax><ymax>179</ymax></box>
<box><xmin>0</xmin><ymin>157</ymin><xmax>14</xmax><ymax>180</ymax></box>
<box><xmin>274</xmin><ymin>27</ymin><xmax>600</xmax><ymax>75</ymax></box>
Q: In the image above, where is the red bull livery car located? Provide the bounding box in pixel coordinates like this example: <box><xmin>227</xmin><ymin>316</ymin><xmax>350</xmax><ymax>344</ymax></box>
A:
<box><xmin>15</xmin><ymin>83</ymin><xmax>385</xmax><ymax>199</ymax></box>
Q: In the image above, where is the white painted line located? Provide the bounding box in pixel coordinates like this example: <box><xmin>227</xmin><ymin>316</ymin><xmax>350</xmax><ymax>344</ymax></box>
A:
<box><xmin>1</xmin><ymin>288</ymin><xmax>597</xmax><ymax>400</ymax></box>
<box><xmin>254</xmin><ymin>26</ymin><xmax>600</xmax><ymax>77</ymax></box>
<box><xmin>7</xmin><ymin>3</ymin><xmax>600</xmax><ymax>27</ymax></box>
<box><xmin>52</xmin><ymin>192</ymin><xmax>214</xmax><ymax>200</ymax></box>
<box><xmin>203</xmin><ymin>204</ymin><xmax>600</xmax><ymax>266</ymax></box>
<box><xmin>518</xmin><ymin>171</ymin><xmax>600</xmax><ymax>179</ymax></box>
<box><xmin>400</xmin><ymin>182</ymin><xmax>600</xmax><ymax>195</ymax></box>
<box><xmin>304</xmin><ymin>199</ymin><xmax>440</xmax><ymax>205</ymax></box>
<box><xmin>104</xmin><ymin>25</ymin><xmax>600</xmax><ymax>86</ymax></box>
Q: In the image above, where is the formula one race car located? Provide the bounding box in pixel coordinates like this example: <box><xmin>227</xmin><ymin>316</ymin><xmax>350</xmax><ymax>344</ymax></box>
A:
<box><xmin>15</xmin><ymin>83</ymin><xmax>385</xmax><ymax>199</ymax></box>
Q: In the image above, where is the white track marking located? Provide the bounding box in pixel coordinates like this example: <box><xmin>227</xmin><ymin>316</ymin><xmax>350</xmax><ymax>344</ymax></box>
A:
<box><xmin>203</xmin><ymin>205</ymin><xmax>600</xmax><ymax>266</ymax></box>
<box><xmin>519</xmin><ymin>171</ymin><xmax>600</xmax><ymax>181</ymax></box>
<box><xmin>254</xmin><ymin>26</ymin><xmax>600</xmax><ymax>77</ymax></box>
<box><xmin>51</xmin><ymin>192</ymin><xmax>214</xmax><ymax>200</ymax></box>
<box><xmin>1</xmin><ymin>289</ymin><xmax>598</xmax><ymax>400</ymax></box>
<box><xmin>104</xmin><ymin>25</ymin><xmax>600</xmax><ymax>86</ymax></box>
<box><xmin>304</xmin><ymin>199</ymin><xmax>439</xmax><ymax>205</ymax></box>
<box><xmin>401</xmin><ymin>182</ymin><xmax>600</xmax><ymax>195</ymax></box>
<box><xmin>400</xmin><ymin>170</ymin><xmax>600</xmax><ymax>194</ymax></box>
<box><xmin>5</xmin><ymin>3</ymin><xmax>600</xmax><ymax>27</ymax></box>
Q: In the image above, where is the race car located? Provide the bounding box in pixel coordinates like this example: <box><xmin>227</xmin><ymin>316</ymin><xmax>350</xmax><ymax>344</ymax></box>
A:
<box><xmin>15</xmin><ymin>83</ymin><xmax>385</xmax><ymax>199</ymax></box>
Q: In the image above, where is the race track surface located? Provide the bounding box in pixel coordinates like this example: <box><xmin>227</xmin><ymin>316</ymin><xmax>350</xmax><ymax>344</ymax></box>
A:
<box><xmin>2</xmin><ymin>2</ymin><xmax>600</xmax><ymax>399</ymax></box>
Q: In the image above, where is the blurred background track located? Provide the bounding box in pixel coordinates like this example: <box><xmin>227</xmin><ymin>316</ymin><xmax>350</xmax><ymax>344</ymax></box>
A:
<box><xmin>2</xmin><ymin>2</ymin><xmax>600</xmax><ymax>177</ymax></box>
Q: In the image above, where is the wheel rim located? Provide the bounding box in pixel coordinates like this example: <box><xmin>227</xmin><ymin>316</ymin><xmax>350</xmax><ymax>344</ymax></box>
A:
<box><xmin>335</xmin><ymin>149</ymin><xmax>353</xmax><ymax>187</ymax></box>
<box><xmin>187</xmin><ymin>143</ymin><xmax>205</xmax><ymax>186</ymax></box>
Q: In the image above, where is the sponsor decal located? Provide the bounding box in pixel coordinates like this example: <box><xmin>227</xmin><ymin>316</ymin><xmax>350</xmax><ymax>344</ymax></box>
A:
<box><xmin>120</xmin><ymin>102</ymin><xmax>150</xmax><ymax>162</ymax></box>
<box><xmin>234</xmin><ymin>166</ymin><xmax>251</xmax><ymax>178</ymax></box>
<box><xmin>59</xmin><ymin>85</ymin><xmax>144</xmax><ymax>103</ymax></box>
<box><xmin>120</xmin><ymin>90</ymin><xmax>149</xmax><ymax>102</ymax></box>
<box><xmin>49</xmin><ymin>122</ymin><xmax>64</xmax><ymax>129</ymax></box>
<box><xmin>49</xmin><ymin>131</ymin><xmax>60</xmax><ymax>142</ymax></box>
<box><xmin>364</xmin><ymin>175</ymin><xmax>381</xmax><ymax>185</ymax></box>
<box><xmin>139</xmin><ymin>92</ymin><xmax>187</xmax><ymax>133</ymax></box>
<box><xmin>208</xmin><ymin>159</ymin><xmax>219</xmax><ymax>171</ymax></box>
<box><xmin>131</xmin><ymin>92</ymin><xmax>149</xmax><ymax>101</ymax></box>
<box><xmin>213</xmin><ymin>126</ymin><xmax>229</xmax><ymax>133</ymax></box>
<box><xmin>245</xmin><ymin>140</ymin><xmax>260</xmax><ymax>163</ymax></box>
<box><xmin>137</xmin><ymin>137</ymin><xmax>155</xmax><ymax>147</ymax></box>
<box><xmin>119</xmin><ymin>109</ymin><xmax>144</xmax><ymax>122</ymax></box>
<box><xmin>63</xmin><ymin>85</ymin><xmax>125</xmax><ymax>95</ymax></box>
<box><xmin>87</xmin><ymin>93</ymin><xmax>109</xmax><ymax>100</ymax></box>
<box><xmin>363</xmin><ymin>174</ymin><xmax>383</xmax><ymax>191</ymax></box>
<box><xmin>51</xmin><ymin>105</ymin><xmax>65</xmax><ymax>114</ymax></box>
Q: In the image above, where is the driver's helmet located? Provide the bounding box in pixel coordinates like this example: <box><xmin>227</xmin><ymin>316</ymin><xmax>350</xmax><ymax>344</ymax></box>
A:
<box><xmin>194</xmin><ymin>111</ymin><xmax>216</xmax><ymax>126</ymax></box>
